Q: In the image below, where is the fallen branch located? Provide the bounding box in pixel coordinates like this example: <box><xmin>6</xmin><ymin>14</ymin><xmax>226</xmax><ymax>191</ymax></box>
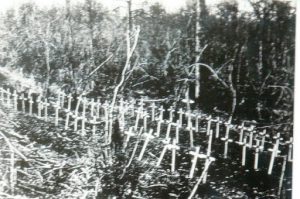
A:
<box><xmin>0</xmin><ymin>131</ymin><xmax>28</xmax><ymax>161</ymax></box>
<box><xmin>78</xmin><ymin>54</ymin><xmax>114</xmax><ymax>85</ymax></box>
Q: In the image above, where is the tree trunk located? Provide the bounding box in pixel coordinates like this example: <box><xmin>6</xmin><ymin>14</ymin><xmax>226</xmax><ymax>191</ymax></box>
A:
<box><xmin>194</xmin><ymin>0</ymin><xmax>206</xmax><ymax>99</ymax></box>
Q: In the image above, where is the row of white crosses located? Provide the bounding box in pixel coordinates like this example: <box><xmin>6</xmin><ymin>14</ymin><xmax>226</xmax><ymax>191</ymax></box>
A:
<box><xmin>132</xmin><ymin>101</ymin><xmax>292</xmax><ymax>174</ymax></box>
<box><xmin>0</xmin><ymin>87</ymin><xmax>294</xmax><ymax>177</ymax></box>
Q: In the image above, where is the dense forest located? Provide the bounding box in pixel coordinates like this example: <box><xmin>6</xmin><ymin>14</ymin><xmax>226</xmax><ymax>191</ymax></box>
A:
<box><xmin>0</xmin><ymin>0</ymin><xmax>295</xmax><ymax>126</ymax></box>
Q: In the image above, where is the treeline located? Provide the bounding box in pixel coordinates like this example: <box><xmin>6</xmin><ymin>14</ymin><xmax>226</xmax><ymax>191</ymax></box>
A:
<box><xmin>0</xmin><ymin>0</ymin><xmax>295</xmax><ymax>126</ymax></box>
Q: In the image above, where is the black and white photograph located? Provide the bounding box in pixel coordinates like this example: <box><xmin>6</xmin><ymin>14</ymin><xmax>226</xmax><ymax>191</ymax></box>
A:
<box><xmin>0</xmin><ymin>0</ymin><xmax>296</xmax><ymax>198</ymax></box>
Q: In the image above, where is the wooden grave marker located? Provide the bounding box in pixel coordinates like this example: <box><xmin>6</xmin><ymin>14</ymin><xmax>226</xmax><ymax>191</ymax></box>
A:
<box><xmin>90</xmin><ymin>116</ymin><xmax>100</xmax><ymax>138</ymax></box>
<box><xmin>247</xmin><ymin>126</ymin><xmax>255</xmax><ymax>148</ymax></box>
<box><xmin>155</xmin><ymin>120</ymin><xmax>163</xmax><ymax>137</ymax></box>
<box><xmin>64</xmin><ymin>94</ymin><xmax>72</xmax><ymax>130</ymax></box>
<box><xmin>221</xmin><ymin>120</ymin><xmax>233</xmax><ymax>159</ymax></box>
<box><xmin>143</xmin><ymin>112</ymin><xmax>150</xmax><ymax>133</ymax></box>
<box><xmin>37</xmin><ymin>95</ymin><xmax>42</xmax><ymax>117</ymax></box>
<box><xmin>12</xmin><ymin>90</ymin><xmax>18</xmax><ymax>111</ymax></box>
<box><xmin>236</xmin><ymin>136</ymin><xmax>248</xmax><ymax>166</ymax></box>
<box><xmin>53</xmin><ymin>96</ymin><xmax>61</xmax><ymax>126</ymax></box>
<box><xmin>253</xmin><ymin>139</ymin><xmax>262</xmax><ymax>170</ymax></box>
<box><xmin>186</xmin><ymin>126</ymin><xmax>194</xmax><ymax>148</ymax></box>
<box><xmin>152</xmin><ymin>138</ymin><xmax>180</xmax><ymax>173</ymax></box>
<box><xmin>158</xmin><ymin>105</ymin><xmax>165</xmax><ymax>121</ymax></box>
<box><xmin>60</xmin><ymin>91</ymin><xmax>65</xmax><ymax>108</ymax></box>
<box><xmin>150</xmin><ymin>102</ymin><xmax>157</xmax><ymax>121</ymax></box>
<box><xmin>268</xmin><ymin>133</ymin><xmax>281</xmax><ymax>175</ymax></box>
<box><xmin>28</xmin><ymin>94</ymin><xmax>33</xmax><ymax>116</ymax></box>
<box><xmin>138</xmin><ymin>129</ymin><xmax>154</xmax><ymax>161</ymax></box>
<box><xmin>168</xmin><ymin>106</ymin><xmax>175</xmax><ymax>123</ymax></box>
<box><xmin>215</xmin><ymin>117</ymin><xmax>220</xmax><ymax>138</ymax></box>
<box><xmin>96</xmin><ymin>98</ymin><xmax>101</xmax><ymax>118</ymax></box>
<box><xmin>178</xmin><ymin>108</ymin><xmax>184</xmax><ymax>126</ymax></box>
<box><xmin>81</xmin><ymin>97</ymin><xmax>87</xmax><ymax>135</ymax></box>
<box><xmin>286</xmin><ymin>137</ymin><xmax>293</xmax><ymax>162</ymax></box>
<box><xmin>124</xmin><ymin>127</ymin><xmax>135</xmax><ymax>149</ymax></box>
<box><xmin>43</xmin><ymin>99</ymin><xmax>50</xmax><ymax>121</ymax></box>
<box><xmin>203</xmin><ymin>129</ymin><xmax>214</xmax><ymax>183</ymax></box>
<box><xmin>170</xmin><ymin>139</ymin><xmax>180</xmax><ymax>173</ymax></box>
<box><xmin>206</xmin><ymin>115</ymin><xmax>212</xmax><ymax>136</ymax></box>
<box><xmin>20</xmin><ymin>93</ymin><xmax>26</xmax><ymax>113</ymax></box>
<box><xmin>134</xmin><ymin>107</ymin><xmax>143</xmax><ymax>131</ymax></box>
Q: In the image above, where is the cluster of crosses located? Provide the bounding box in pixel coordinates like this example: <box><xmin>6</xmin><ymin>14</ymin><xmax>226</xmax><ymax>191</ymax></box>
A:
<box><xmin>0</xmin><ymin>87</ymin><xmax>294</xmax><ymax>181</ymax></box>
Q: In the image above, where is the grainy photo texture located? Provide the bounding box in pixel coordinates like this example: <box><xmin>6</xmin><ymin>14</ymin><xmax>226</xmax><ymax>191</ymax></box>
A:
<box><xmin>0</xmin><ymin>0</ymin><xmax>295</xmax><ymax>198</ymax></box>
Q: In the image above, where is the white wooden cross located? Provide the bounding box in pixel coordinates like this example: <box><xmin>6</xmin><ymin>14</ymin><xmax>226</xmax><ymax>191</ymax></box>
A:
<box><xmin>12</xmin><ymin>90</ymin><xmax>18</xmax><ymax>111</ymax></box>
<box><xmin>102</xmin><ymin>100</ymin><xmax>109</xmax><ymax>120</ymax></box>
<box><xmin>158</xmin><ymin>105</ymin><xmax>165</xmax><ymax>121</ymax></box>
<box><xmin>53</xmin><ymin>97</ymin><xmax>60</xmax><ymax>126</ymax></box>
<box><xmin>253</xmin><ymin>139</ymin><xmax>262</xmax><ymax>170</ymax></box>
<box><xmin>138</xmin><ymin>98</ymin><xmax>144</xmax><ymax>111</ymax></box>
<box><xmin>119</xmin><ymin>107</ymin><xmax>126</xmax><ymax>131</ymax></box>
<box><xmin>104</xmin><ymin>105</ymin><xmax>109</xmax><ymax>138</ymax></box>
<box><xmin>203</xmin><ymin>129</ymin><xmax>214</xmax><ymax>183</ymax></box>
<box><xmin>207</xmin><ymin>130</ymin><xmax>213</xmax><ymax>156</ymax></box>
<box><xmin>90</xmin><ymin>116</ymin><xmax>100</xmax><ymax>138</ymax></box>
<box><xmin>124</xmin><ymin>127</ymin><xmax>135</xmax><ymax>149</ymax></box>
<box><xmin>215</xmin><ymin>117</ymin><xmax>220</xmax><ymax>138</ymax></box>
<box><xmin>20</xmin><ymin>93</ymin><xmax>26</xmax><ymax>113</ymax></box>
<box><xmin>165</xmin><ymin>122</ymin><xmax>173</xmax><ymax>139</ymax></box>
<box><xmin>96</xmin><ymin>98</ymin><xmax>101</xmax><ymax>118</ymax></box>
<box><xmin>90</xmin><ymin>99</ymin><xmax>95</xmax><ymax>117</ymax></box>
<box><xmin>195</xmin><ymin>114</ymin><xmax>200</xmax><ymax>132</ymax></box>
<box><xmin>189</xmin><ymin>146</ymin><xmax>216</xmax><ymax>179</ymax></box>
<box><xmin>170</xmin><ymin>139</ymin><xmax>180</xmax><ymax>172</ymax></box>
<box><xmin>60</xmin><ymin>92</ymin><xmax>65</xmax><ymax>108</ymax></box>
<box><xmin>73</xmin><ymin>111</ymin><xmax>79</xmax><ymax>131</ymax></box>
<box><xmin>268</xmin><ymin>133</ymin><xmax>281</xmax><ymax>175</ymax></box>
<box><xmin>186</xmin><ymin>126</ymin><xmax>194</xmax><ymax>148</ymax></box>
<box><xmin>221</xmin><ymin>120</ymin><xmax>233</xmax><ymax>158</ymax></box>
<box><xmin>151</xmin><ymin>138</ymin><xmax>180</xmax><ymax>173</ymax></box>
<box><xmin>37</xmin><ymin>95</ymin><xmax>42</xmax><ymax>118</ymax></box>
<box><xmin>286</xmin><ymin>137</ymin><xmax>293</xmax><ymax>162</ymax></box>
<box><xmin>258</xmin><ymin>129</ymin><xmax>267</xmax><ymax>151</ymax></box>
<box><xmin>138</xmin><ymin>129</ymin><xmax>154</xmax><ymax>161</ymax></box>
<box><xmin>175</xmin><ymin>120</ymin><xmax>180</xmax><ymax>143</ymax></box>
<box><xmin>238</xmin><ymin>121</ymin><xmax>245</xmax><ymax>143</ymax></box>
<box><xmin>178</xmin><ymin>108</ymin><xmax>185</xmax><ymax>126</ymax></box>
<box><xmin>247</xmin><ymin>126</ymin><xmax>255</xmax><ymax>148</ymax></box>
<box><xmin>130</xmin><ymin>102</ymin><xmax>135</xmax><ymax>117</ymax></box>
<box><xmin>155</xmin><ymin>120</ymin><xmax>163</xmax><ymax>137</ymax></box>
<box><xmin>186</xmin><ymin>111</ymin><xmax>193</xmax><ymax>129</ymax></box>
<box><xmin>206</xmin><ymin>115</ymin><xmax>212</xmax><ymax>136</ymax></box>
<box><xmin>189</xmin><ymin>146</ymin><xmax>202</xmax><ymax>178</ymax></box>
<box><xmin>236</xmin><ymin>136</ymin><xmax>248</xmax><ymax>166</ymax></box>
<box><xmin>156</xmin><ymin>138</ymin><xmax>171</xmax><ymax>167</ymax></box>
<box><xmin>44</xmin><ymin>99</ymin><xmax>50</xmax><ymax>121</ymax></box>
<box><xmin>143</xmin><ymin>112</ymin><xmax>150</xmax><ymax>133</ymax></box>
<box><xmin>75</xmin><ymin>95</ymin><xmax>82</xmax><ymax>116</ymax></box>
<box><xmin>150</xmin><ymin>102</ymin><xmax>157</xmax><ymax>121</ymax></box>
<box><xmin>134</xmin><ymin>107</ymin><xmax>143</xmax><ymax>131</ymax></box>
<box><xmin>64</xmin><ymin>94</ymin><xmax>72</xmax><ymax>130</ymax></box>
<box><xmin>81</xmin><ymin>97</ymin><xmax>87</xmax><ymax>135</ymax></box>
<box><xmin>168</xmin><ymin>106</ymin><xmax>175</xmax><ymax>123</ymax></box>
<box><xmin>28</xmin><ymin>94</ymin><xmax>33</xmax><ymax>116</ymax></box>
